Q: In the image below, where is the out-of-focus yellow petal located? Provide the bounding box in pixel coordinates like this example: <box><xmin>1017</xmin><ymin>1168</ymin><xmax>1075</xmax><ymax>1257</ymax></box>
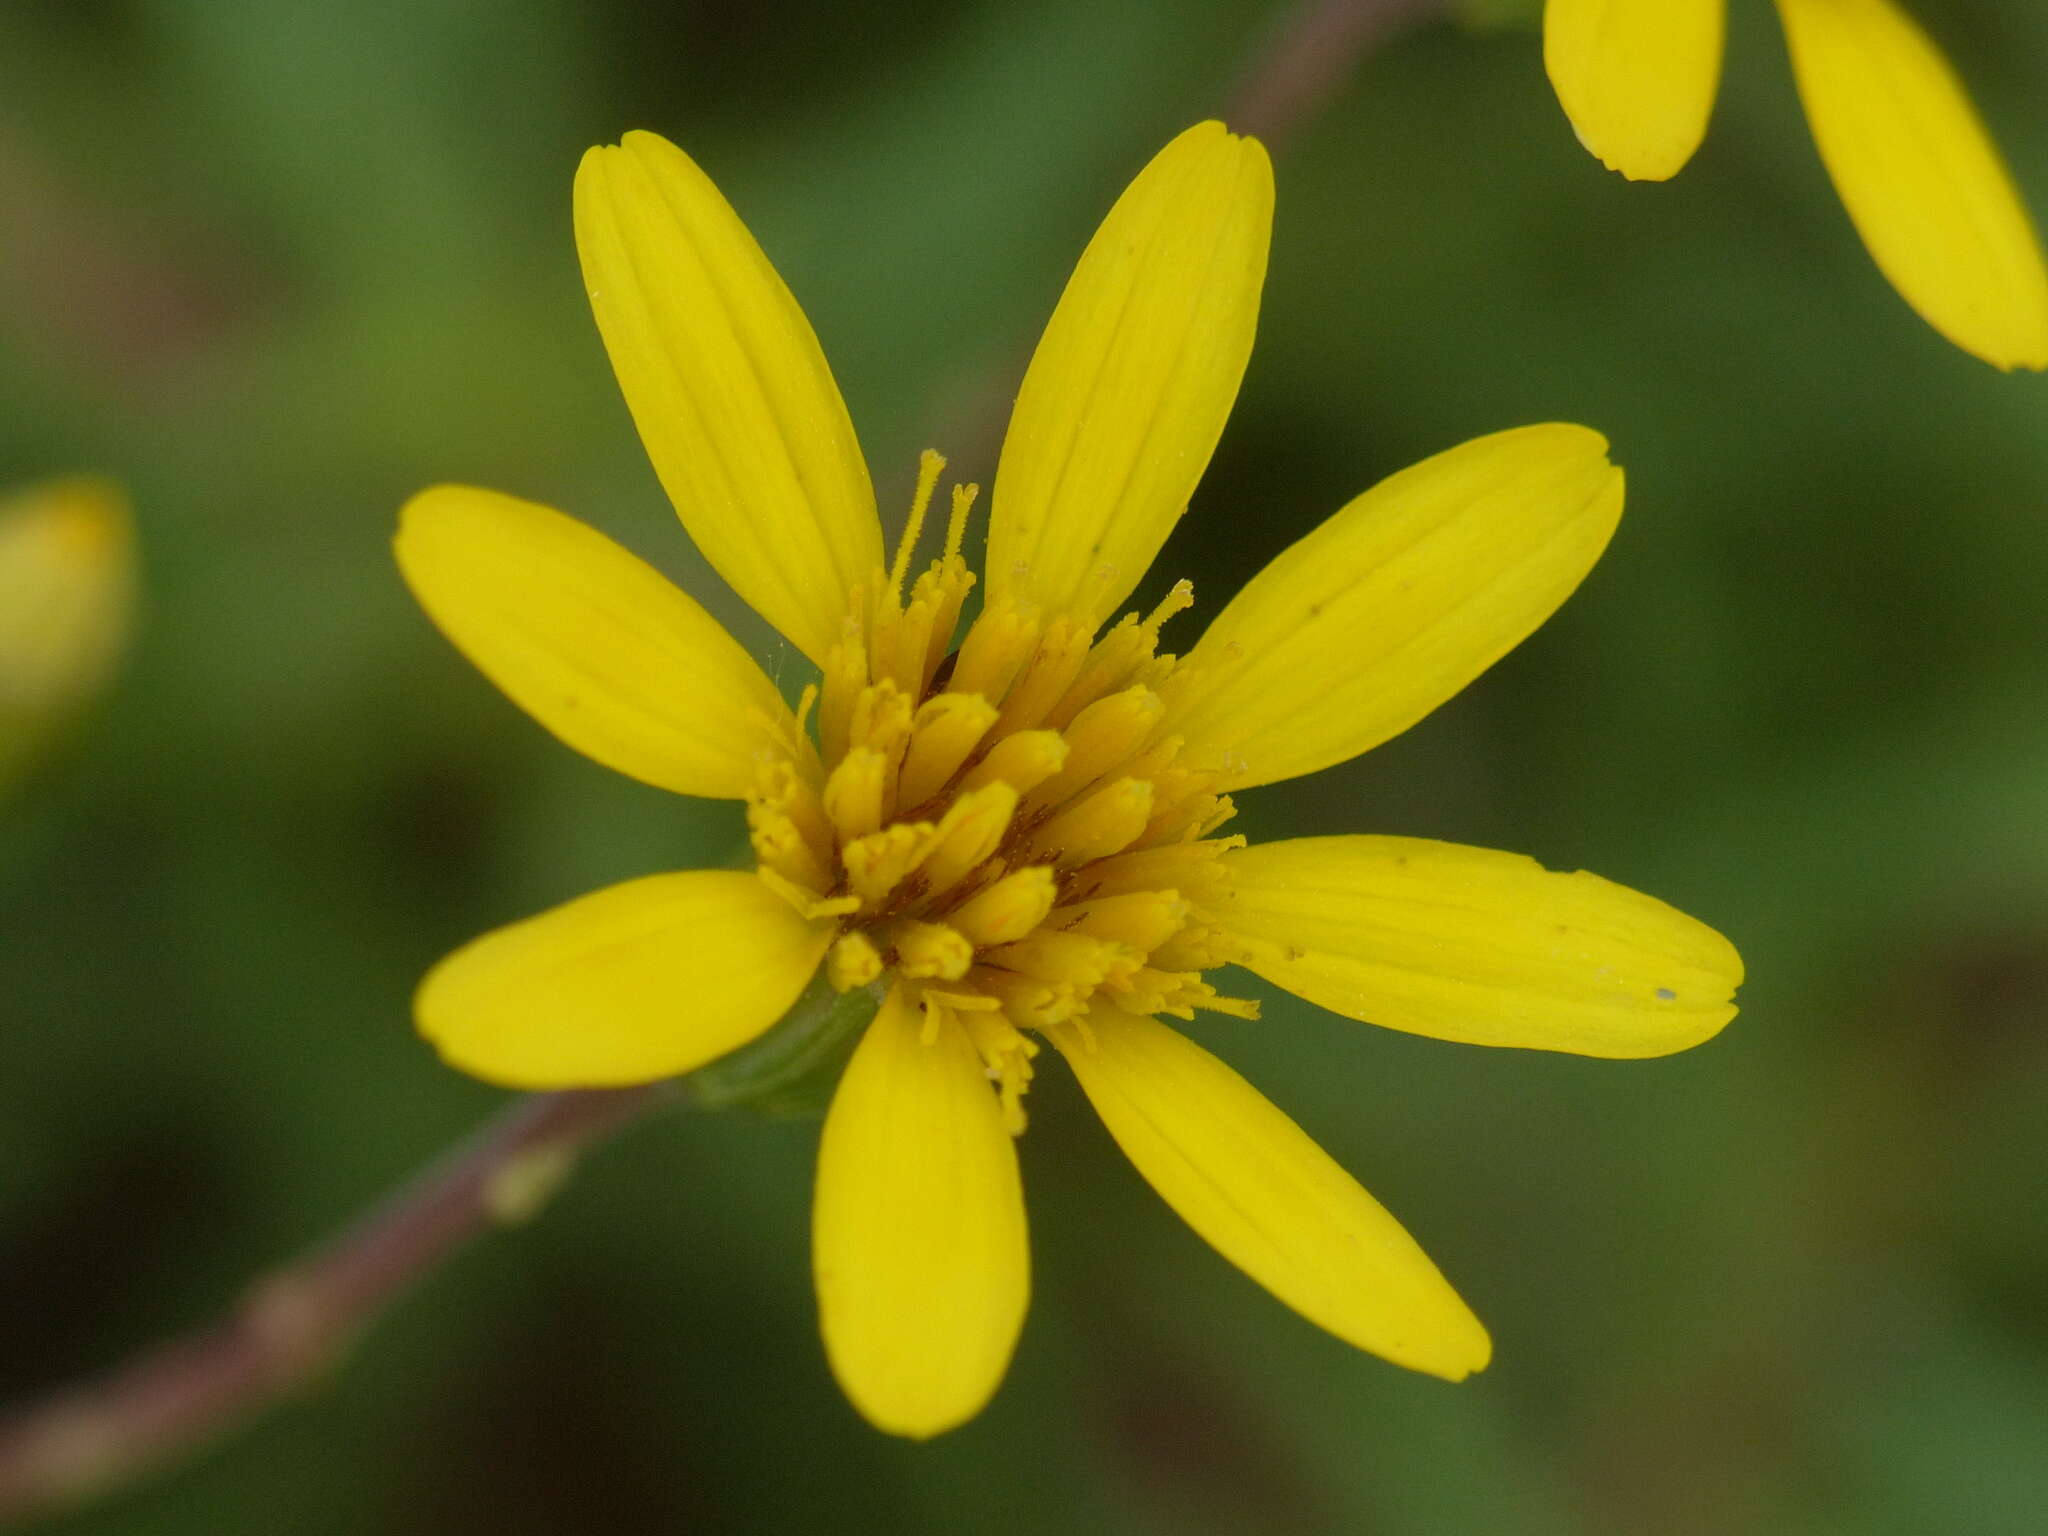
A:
<box><xmin>1544</xmin><ymin>0</ymin><xmax>1725</xmax><ymax>181</ymax></box>
<box><xmin>1052</xmin><ymin>1008</ymin><xmax>1489</xmax><ymax>1379</ymax></box>
<box><xmin>396</xmin><ymin>485</ymin><xmax>804</xmax><ymax>800</ymax></box>
<box><xmin>1220</xmin><ymin>836</ymin><xmax>1742</xmax><ymax>1057</ymax></box>
<box><xmin>575</xmin><ymin>131</ymin><xmax>882</xmax><ymax>662</ymax></box>
<box><xmin>1776</xmin><ymin>0</ymin><xmax>2048</xmax><ymax>370</ymax></box>
<box><xmin>814</xmin><ymin>987</ymin><xmax>1029</xmax><ymax>1439</ymax></box>
<box><xmin>1168</xmin><ymin>425</ymin><xmax>1622</xmax><ymax>791</ymax></box>
<box><xmin>988</xmin><ymin>121</ymin><xmax>1272</xmax><ymax>628</ymax></box>
<box><xmin>418</xmin><ymin>871</ymin><xmax>830</xmax><ymax>1088</ymax></box>
<box><xmin>0</xmin><ymin>478</ymin><xmax>135</xmax><ymax>790</ymax></box>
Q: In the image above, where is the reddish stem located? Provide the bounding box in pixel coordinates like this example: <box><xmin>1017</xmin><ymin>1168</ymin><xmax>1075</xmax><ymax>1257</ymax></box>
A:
<box><xmin>0</xmin><ymin>1086</ymin><xmax>665</xmax><ymax>1524</ymax></box>
<box><xmin>1226</xmin><ymin>0</ymin><xmax>1445</xmax><ymax>151</ymax></box>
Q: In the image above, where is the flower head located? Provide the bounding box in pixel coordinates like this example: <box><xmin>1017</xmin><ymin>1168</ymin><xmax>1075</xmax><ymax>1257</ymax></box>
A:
<box><xmin>396</xmin><ymin>122</ymin><xmax>1743</xmax><ymax>1437</ymax></box>
<box><xmin>1543</xmin><ymin>0</ymin><xmax>2048</xmax><ymax>370</ymax></box>
<box><xmin>0</xmin><ymin>476</ymin><xmax>135</xmax><ymax>796</ymax></box>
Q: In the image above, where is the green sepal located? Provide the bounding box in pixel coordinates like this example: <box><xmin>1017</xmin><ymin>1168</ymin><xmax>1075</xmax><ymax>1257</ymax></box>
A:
<box><xmin>683</xmin><ymin>967</ymin><xmax>884</xmax><ymax>1119</ymax></box>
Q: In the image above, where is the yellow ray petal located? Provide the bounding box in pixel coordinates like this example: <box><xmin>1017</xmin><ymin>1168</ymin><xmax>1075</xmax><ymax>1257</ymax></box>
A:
<box><xmin>1168</xmin><ymin>424</ymin><xmax>1622</xmax><ymax>791</ymax></box>
<box><xmin>398</xmin><ymin>486</ymin><xmax>806</xmax><ymax>799</ymax></box>
<box><xmin>1544</xmin><ymin>0</ymin><xmax>1725</xmax><ymax>181</ymax></box>
<box><xmin>0</xmin><ymin>477</ymin><xmax>134</xmax><ymax>776</ymax></box>
<box><xmin>1221</xmin><ymin>836</ymin><xmax>1742</xmax><ymax>1057</ymax></box>
<box><xmin>988</xmin><ymin>121</ymin><xmax>1272</xmax><ymax>628</ymax></box>
<box><xmin>417</xmin><ymin>871</ymin><xmax>831</xmax><ymax>1088</ymax></box>
<box><xmin>1052</xmin><ymin>1008</ymin><xmax>1489</xmax><ymax>1379</ymax></box>
<box><xmin>1776</xmin><ymin>0</ymin><xmax>2048</xmax><ymax>370</ymax></box>
<box><xmin>575</xmin><ymin>131</ymin><xmax>882</xmax><ymax>662</ymax></box>
<box><xmin>814</xmin><ymin>988</ymin><xmax>1029</xmax><ymax>1438</ymax></box>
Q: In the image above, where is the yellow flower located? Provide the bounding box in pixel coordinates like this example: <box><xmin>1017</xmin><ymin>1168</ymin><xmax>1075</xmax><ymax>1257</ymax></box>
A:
<box><xmin>1543</xmin><ymin>0</ymin><xmax>2048</xmax><ymax>370</ymax></box>
<box><xmin>396</xmin><ymin>122</ymin><xmax>1743</xmax><ymax>1438</ymax></box>
<box><xmin>0</xmin><ymin>477</ymin><xmax>135</xmax><ymax>795</ymax></box>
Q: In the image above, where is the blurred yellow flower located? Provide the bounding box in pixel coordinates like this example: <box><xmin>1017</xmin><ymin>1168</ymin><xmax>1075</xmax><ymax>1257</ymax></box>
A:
<box><xmin>396</xmin><ymin>122</ymin><xmax>1743</xmax><ymax>1437</ymax></box>
<box><xmin>0</xmin><ymin>477</ymin><xmax>135</xmax><ymax>795</ymax></box>
<box><xmin>1544</xmin><ymin>0</ymin><xmax>2048</xmax><ymax>370</ymax></box>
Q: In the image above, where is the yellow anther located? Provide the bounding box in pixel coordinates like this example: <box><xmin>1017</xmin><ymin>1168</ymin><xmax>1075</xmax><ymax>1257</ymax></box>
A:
<box><xmin>961</xmin><ymin>1008</ymin><xmax>1037</xmax><ymax>1135</ymax></box>
<box><xmin>1049</xmin><ymin>888</ymin><xmax>1190</xmax><ymax>953</ymax></box>
<box><xmin>845</xmin><ymin>680</ymin><xmax>913</xmax><ymax>821</ymax></box>
<box><xmin>924</xmin><ymin>987</ymin><xmax>1002</xmax><ymax>1013</ymax></box>
<box><xmin>1043</xmin><ymin>614</ymin><xmax>1141</xmax><ymax>730</ymax></box>
<box><xmin>1142</xmin><ymin>579</ymin><xmax>1194</xmax><ymax>637</ymax></box>
<box><xmin>916</xmin><ymin>781</ymin><xmax>1018</xmax><ymax>898</ymax></box>
<box><xmin>1113</xmin><ymin>966</ymin><xmax>1203</xmax><ymax>1018</ymax></box>
<box><xmin>1068</xmin><ymin>837</ymin><xmax>1242</xmax><ymax>903</ymax></box>
<box><xmin>1193</xmin><ymin>794</ymin><xmax>1239</xmax><ymax>839</ymax></box>
<box><xmin>983</xmin><ymin>929</ymin><xmax>1141</xmax><ymax>991</ymax></box>
<box><xmin>951</xmin><ymin>596</ymin><xmax>1041</xmax><ymax>706</ymax></box>
<box><xmin>1118</xmin><ymin>733</ymin><xmax>1184</xmax><ymax>784</ymax></box>
<box><xmin>751</xmin><ymin>758</ymin><xmax>832</xmax><ymax>863</ymax></box>
<box><xmin>1148</xmin><ymin>919</ymin><xmax>1243</xmax><ymax>972</ymax></box>
<box><xmin>994</xmin><ymin>616</ymin><xmax>1093</xmax><ymax>736</ymax></box>
<box><xmin>897</xmin><ymin>692</ymin><xmax>999</xmax><ymax>809</ymax></box>
<box><xmin>882</xmin><ymin>588</ymin><xmax>936</xmax><ymax>697</ymax></box>
<box><xmin>906</xmin><ymin>554</ymin><xmax>975</xmax><ymax>694</ymax></box>
<box><xmin>1034</xmin><ymin>686</ymin><xmax>1166</xmax><ymax>809</ymax></box>
<box><xmin>822</xmin><ymin>746</ymin><xmax>890</xmax><ymax>843</ymax></box>
<box><xmin>943</xmin><ymin>482</ymin><xmax>978</xmax><ymax>561</ymax></box>
<box><xmin>848</xmin><ymin>678</ymin><xmax>913</xmax><ymax>756</ymax></box>
<box><xmin>947</xmin><ymin>865</ymin><xmax>1056</xmax><ymax>948</ymax></box>
<box><xmin>818</xmin><ymin>628</ymin><xmax>869</xmax><ymax>768</ymax></box>
<box><xmin>958</xmin><ymin>729</ymin><xmax>1069</xmax><ymax>797</ymax></box>
<box><xmin>747</xmin><ymin>804</ymin><xmax>834</xmax><ymax>894</ymax></box>
<box><xmin>1105</xmin><ymin>968</ymin><xmax>1255</xmax><ymax>1022</ymax></box>
<box><xmin>1132</xmin><ymin>653</ymin><xmax>1179</xmax><ymax>693</ymax></box>
<box><xmin>1023</xmin><ymin>775</ymin><xmax>1153</xmax><ymax>869</ymax></box>
<box><xmin>827</xmin><ymin>931</ymin><xmax>884</xmax><ymax>992</ymax></box>
<box><xmin>1192</xmin><ymin>990</ymin><xmax>1260</xmax><ymax>1020</ymax></box>
<box><xmin>842</xmin><ymin>821</ymin><xmax>935</xmax><ymax>906</ymax></box>
<box><xmin>865</xmin><ymin>573</ymin><xmax>904</xmax><ymax>691</ymax></box>
<box><xmin>890</xmin><ymin>449</ymin><xmax>947</xmax><ymax>599</ymax></box>
<box><xmin>1142</xmin><ymin>776</ymin><xmax>1236</xmax><ymax>845</ymax></box>
<box><xmin>918</xmin><ymin>992</ymin><xmax>949</xmax><ymax>1046</ymax></box>
<box><xmin>969</xmin><ymin>966</ymin><xmax>1082</xmax><ymax>1028</ymax></box>
<box><xmin>892</xmin><ymin>919</ymin><xmax>974</xmax><ymax>981</ymax></box>
<box><xmin>755</xmin><ymin>865</ymin><xmax>860</xmax><ymax>922</ymax></box>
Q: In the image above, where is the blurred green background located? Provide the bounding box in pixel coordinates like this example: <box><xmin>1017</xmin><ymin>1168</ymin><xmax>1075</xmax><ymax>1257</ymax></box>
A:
<box><xmin>6</xmin><ymin>0</ymin><xmax>2048</xmax><ymax>1531</ymax></box>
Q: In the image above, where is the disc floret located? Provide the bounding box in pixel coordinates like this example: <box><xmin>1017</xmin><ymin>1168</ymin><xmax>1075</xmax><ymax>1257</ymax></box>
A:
<box><xmin>746</xmin><ymin>452</ymin><xmax>1256</xmax><ymax>1132</ymax></box>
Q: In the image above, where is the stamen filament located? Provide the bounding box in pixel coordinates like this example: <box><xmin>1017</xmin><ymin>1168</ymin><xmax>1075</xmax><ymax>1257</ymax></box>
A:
<box><xmin>889</xmin><ymin>449</ymin><xmax>946</xmax><ymax>598</ymax></box>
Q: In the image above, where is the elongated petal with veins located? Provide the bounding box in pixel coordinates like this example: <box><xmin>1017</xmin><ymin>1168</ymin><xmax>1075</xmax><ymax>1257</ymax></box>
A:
<box><xmin>988</xmin><ymin>121</ymin><xmax>1272</xmax><ymax>627</ymax></box>
<box><xmin>1220</xmin><ymin>836</ymin><xmax>1742</xmax><ymax>1056</ymax></box>
<box><xmin>1052</xmin><ymin>1008</ymin><xmax>1490</xmax><ymax>1379</ymax></box>
<box><xmin>400</xmin><ymin>117</ymin><xmax>1746</xmax><ymax>1442</ymax></box>
<box><xmin>417</xmin><ymin>871</ymin><xmax>831</xmax><ymax>1087</ymax></box>
<box><xmin>397</xmin><ymin>487</ymin><xmax>806</xmax><ymax>799</ymax></box>
<box><xmin>1545</xmin><ymin>0</ymin><xmax>1725</xmax><ymax>181</ymax></box>
<box><xmin>1776</xmin><ymin>0</ymin><xmax>2048</xmax><ymax>371</ymax></box>
<box><xmin>1168</xmin><ymin>424</ymin><xmax>1622</xmax><ymax>790</ymax></box>
<box><xmin>815</xmin><ymin>989</ymin><xmax>1029</xmax><ymax>1438</ymax></box>
<box><xmin>575</xmin><ymin>132</ymin><xmax>882</xmax><ymax>662</ymax></box>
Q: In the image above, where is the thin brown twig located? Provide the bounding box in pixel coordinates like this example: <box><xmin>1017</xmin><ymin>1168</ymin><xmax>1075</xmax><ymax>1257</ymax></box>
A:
<box><xmin>1225</xmin><ymin>0</ymin><xmax>1447</xmax><ymax>152</ymax></box>
<box><xmin>0</xmin><ymin>1085</ymin><xmax>667</xmax><ymax>1526</ymax></box>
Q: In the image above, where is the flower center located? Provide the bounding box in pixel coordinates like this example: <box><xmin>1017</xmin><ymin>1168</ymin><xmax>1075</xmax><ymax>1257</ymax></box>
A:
<box><xmin>746</xmin><ymin>452</ymin><xmax>1255</xmax><ymax>1130</ymax></box>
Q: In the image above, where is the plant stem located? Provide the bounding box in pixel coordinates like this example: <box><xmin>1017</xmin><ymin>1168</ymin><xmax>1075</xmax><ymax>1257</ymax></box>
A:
<box><xmin>0</xmin><ymin>1084</ymin><xmax>667</xmax><ymax>1525</ymax></box>
<box><xmin>1225</xmin><ymin>0</ymin><xmax>1446</xmax><ymax>150</ymax></box>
